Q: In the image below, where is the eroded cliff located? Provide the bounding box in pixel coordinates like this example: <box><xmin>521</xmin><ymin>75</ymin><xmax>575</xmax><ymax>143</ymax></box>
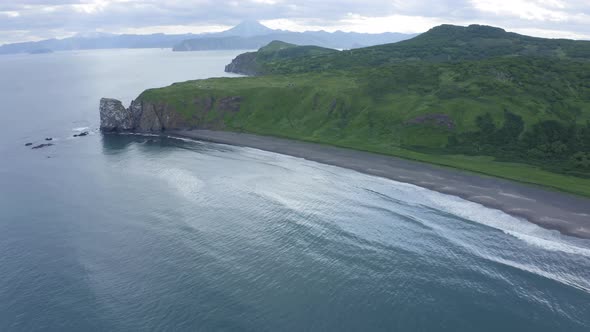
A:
<box><xmin>99</xmin><ymin>96</ymin><xmax>242</xmax><ymax>132</ymax></box>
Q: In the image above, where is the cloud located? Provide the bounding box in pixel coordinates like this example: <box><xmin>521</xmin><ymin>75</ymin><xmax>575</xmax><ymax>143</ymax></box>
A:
<box><xmin>0</xmin><ymin>0</ymin><xmax>589</xmax><ymax>44</ymax></box>
<box><xmin>471</xmin><ymin>0</ymin><xmax>568</xmax><ymax>21</ymax></box>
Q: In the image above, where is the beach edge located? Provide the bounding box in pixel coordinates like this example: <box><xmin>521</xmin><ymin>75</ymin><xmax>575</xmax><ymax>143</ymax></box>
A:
<box><xmin>166</xmin><ymin>129</ymin><xmax>590</xmax><ymax>240</ymax></box>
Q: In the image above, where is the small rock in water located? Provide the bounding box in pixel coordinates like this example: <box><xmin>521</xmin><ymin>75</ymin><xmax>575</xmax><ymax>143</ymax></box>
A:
<box><xmin>74</xmin><ymin>131</ymin><xmax>89</xmax><ymax>137</ymax></box>
<box><xmin>45</xmin><ymin>138</ymin><xmax>53</xmax><ymax>141</ymax></box>
<box><xmin>32</xmin><ymin>143</ymin><xmax>54</xmax><ymax>150</ymax></box>
<box><xmin>25</xmin><ymin>143</ymin><xmax>33</xmax><ymax>146</ymax></box>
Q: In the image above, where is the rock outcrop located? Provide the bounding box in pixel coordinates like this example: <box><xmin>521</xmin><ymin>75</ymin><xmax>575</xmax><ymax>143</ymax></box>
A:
<box><xmin>100</xmin><ymin>98</ymin><xmax>133</xmax><ymax>131</ymax></box>
<box><xmin>32</xmin><ymin>143</ymin><xmax>54</xmax><ymax>149</ymax></box>
<box><xmin>99</xmin><ymin>96</ymin><xmax>242</xmax><ymax>133</ymax></box>
<box><xmin>100</xmin><ymin>98</ymin><xmax>171</xmax><ymax>132</ymax></box>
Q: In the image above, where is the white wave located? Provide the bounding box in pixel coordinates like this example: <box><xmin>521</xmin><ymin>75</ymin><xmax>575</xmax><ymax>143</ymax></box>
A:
<box><xmin>72</xmin><ymin>127</ymin><xmax>89</xmax><ymax>132</ymax></box>
<box><xmin>499</xmin><ymin>191</ymin><xmax>536</xmax><ymax>202</ymax></box>
<box><xmin>505</xmin><ymin>231</ymin><xmax>590</xmax><ymax>257</ymax></box>
<box><xmin>165</xmin><ymin>135</ymin><xmax>195</xmax><ymax>143</ymax></box>
<box><xmin>420</xmin><ymin>189</ymin><xmax>590</xmax><ymax>258</ymax></box>
<box><xmin>339</xmin><ymin>171</ymin><xmax>590</xmax><ymax>258</ymax></box>
<box><xmin>150</xmin><ymin>137</ymin><xmax>590</xmax><ymax>259</ymax></box>
<box><xmin>158</xmin><ymin>168</ymin><xmax>204</xmax><ymax>201</ymax></box>
<box><xmin>486</xmin><ymin>255</ymin><xmax>590</xmax><ymax>293</ymax></box>
<box><xmin>506</xmin><ymin>208</ymin><xmax>533</xmax><ymax>214</ymax></box>
<box><xmin>122</xmin><ymin>132</ymin><xmax>160</xmax><ymax>138</ymax></box>
<box><xmin>468</xmin><ymin>195</ymin><xmax>497</xmax><ymax>201</ymax></box>
<box><xmin>356</xmin><ymin>177</ymin><xmax>590</xmax><ymax>292</ymax></box>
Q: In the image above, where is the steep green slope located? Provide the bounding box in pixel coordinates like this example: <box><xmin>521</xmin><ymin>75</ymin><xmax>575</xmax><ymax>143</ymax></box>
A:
<box><xmin>139</xmin><ymin>56</ymin><xmax>590</xmax><ymax>193</ymax></box>
<box><xmin>252</xmin><ymin>25</ymin><xmax>590</xmax><ymax>75</ymax></box>
<box><xmin>132</xmin><ymin>24</ymin><xmax>590</xmax><ymax>196</ymax></box>
<box><xmin>224</xmin><ymin>41</ymin><xmax>338</xmax><ymax>75</ymax></box>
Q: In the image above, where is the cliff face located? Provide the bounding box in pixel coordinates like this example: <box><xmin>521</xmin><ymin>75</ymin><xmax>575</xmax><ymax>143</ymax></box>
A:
<box><xmin>99</xmin><ymin>98</ymin><xmax>133</xmax><ymax>131</ymax></box>
<box><xmin>99</xmin><ymin>96</ymin><xmax>242</xmax><ymax>132</ymax></box>
<box><xmin>100</xmin><ymin>98</ymin><xmax>188</xmax><ymax>132</ymax></box>
<box><xmin>224</xmin><ymin>52</ymin><xmax>259</xmax><ymax>75</ymax></box>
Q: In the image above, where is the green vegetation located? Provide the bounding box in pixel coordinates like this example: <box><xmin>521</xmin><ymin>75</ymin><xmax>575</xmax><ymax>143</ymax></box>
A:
<box><xmin>225</xmin><ymin>41</ymin><xmax>337</xmax><ymax>75</ymax></box>
<box><xmin>253</xmin><ymin>25</ymin><xmax>590</xmax><ymax>75</ymax></box>
<box><xmin>139</xmin><ymin>24</ymin><xmax>590</xmax><ymax>197</ymax></box>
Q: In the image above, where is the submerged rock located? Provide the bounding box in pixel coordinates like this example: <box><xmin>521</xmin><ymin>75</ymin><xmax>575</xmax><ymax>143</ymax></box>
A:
<box><xmin>25</xmin><ymin>143</ymin><xmax>33</xmax><ymax>146</ymax></box>
<box><xmin>45</xmin><ymin>137</ymin><xmax>53</xmax><ymax>141</ymax></box>
<box><xmin>74</xmin><ymin>131</ymin><xmax>89</xmax><ymax>137</ymax></box>
<box><xmin>32</xmin><ymin>143</ymin><xmax>54</xmax><ymax>149</ymax></box>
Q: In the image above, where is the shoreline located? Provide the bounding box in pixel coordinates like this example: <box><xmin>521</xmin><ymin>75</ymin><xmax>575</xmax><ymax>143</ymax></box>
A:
<box><xmin>168</xmin><ymin>129</ymin><xmax>590</xmax><ymax>240</ymax></box>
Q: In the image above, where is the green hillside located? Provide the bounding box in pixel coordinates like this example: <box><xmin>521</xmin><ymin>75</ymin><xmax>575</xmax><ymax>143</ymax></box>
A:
<box><xmin>225</xmin><ymin>41</ymin><xmax>338</xmax><ymax>75</ymax></box>
<box><xmin>247</xmin><ymin>25</ymin><xmax>590</xmax><ymax>75</ymax></box>
<box><xmin>137</xmin><ymin>24</ymin><xmax>590</xmax><ymax>196</ymax></box>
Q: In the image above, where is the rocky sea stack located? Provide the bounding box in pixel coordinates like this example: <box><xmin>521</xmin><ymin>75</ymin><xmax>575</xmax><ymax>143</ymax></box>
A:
<box><xmin>99</xmin><ymin>96</ymin><xmax>242</xmax><ymax>133</ymax></box>
<box><xmin>99</xmin><ymin>97</ymin><xmax>186</xmax><ymax>132</ymax></box>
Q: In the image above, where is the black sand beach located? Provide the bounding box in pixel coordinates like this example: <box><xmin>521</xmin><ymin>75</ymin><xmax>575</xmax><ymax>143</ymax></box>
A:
<box><xmin>170</xmin><ymin>129</ymin><xmax>590</xmax><ymax>239</ymax></box>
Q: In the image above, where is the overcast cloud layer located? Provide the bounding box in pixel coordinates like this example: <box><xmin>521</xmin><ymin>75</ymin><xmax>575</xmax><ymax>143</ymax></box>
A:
<box><xmin>1</xmin><ymin>0</ymin><xmax>589</xmax><ymax>44</ymax></box>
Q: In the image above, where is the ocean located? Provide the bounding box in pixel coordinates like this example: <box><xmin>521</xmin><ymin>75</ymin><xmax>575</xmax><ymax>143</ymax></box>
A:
<box><xmin>0</xmin><ymin>49</ymin><xmax>589</xmax><ymax>331</ymax></box>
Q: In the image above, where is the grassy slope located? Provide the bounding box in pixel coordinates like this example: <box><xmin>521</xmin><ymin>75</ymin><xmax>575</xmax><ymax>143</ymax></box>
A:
<box><xmin>140</xmin><ymin>55</ymin><xmax>590</xmax><ymax>196</ymax></box>
<box><xmin>226</xmin><ymin>41</ymin><xmax>338</xmax><ymax>75</ymax></box>
<box><xmin>260</xmin><ymin>25</ymin><xmax>590</xmax><ymax>75</ymax></box>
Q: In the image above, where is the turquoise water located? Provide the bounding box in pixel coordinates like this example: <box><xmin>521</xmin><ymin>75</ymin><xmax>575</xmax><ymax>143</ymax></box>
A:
<box><xmin>1</xmin><ymin>49</ymin><xmax>589</xmax><ymax>331</ymax></box>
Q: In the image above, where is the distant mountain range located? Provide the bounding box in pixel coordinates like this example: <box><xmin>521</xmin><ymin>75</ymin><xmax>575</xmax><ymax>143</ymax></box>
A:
<box><xmin>0</xmin><ymin>20</ymin><xmax>416</xmax><ymax>55</ymax></box>
<box><xmin>173</xmin><ymin>20</ymin><xmax>416</xmax><ymax>51</ymax></box>
<box><xmin>0</xmin><ymin>32</ymin><xmax>196</xmax><ymax>55</ymax></box>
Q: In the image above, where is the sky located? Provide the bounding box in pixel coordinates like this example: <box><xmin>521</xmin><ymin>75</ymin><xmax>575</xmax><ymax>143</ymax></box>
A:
<box><xmin>1</xmin><ymin>0</ymin><xmax>589</xmax><ymax>44</ymax></box>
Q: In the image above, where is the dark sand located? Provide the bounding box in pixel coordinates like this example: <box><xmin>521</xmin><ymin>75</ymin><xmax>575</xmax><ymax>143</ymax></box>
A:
<box><xmin>170</xmin><ymin>130</ymin><xmax>590</xmax><ymax>239</ymax></box>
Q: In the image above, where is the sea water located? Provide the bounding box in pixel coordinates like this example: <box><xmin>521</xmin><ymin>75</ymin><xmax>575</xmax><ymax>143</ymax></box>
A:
<box><xmin>0</xmin><ymin>49</ymin><xmax>589</xmax><ymax>331</ymax></box>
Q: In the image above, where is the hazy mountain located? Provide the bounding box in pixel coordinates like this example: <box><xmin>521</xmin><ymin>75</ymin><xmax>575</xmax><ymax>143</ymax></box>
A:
<box><xmin>217</xmin><ymin>20</ymin><xmax>275</xmax><ymax>37</ymax></box>
<box><xmin>0</xmin><ymin>33</ymin><xmax>197</xmax><ymax>54</ymax></box>
<box><xmin>173</xmin><ymin>21</ymin><xmax>416</xmax><ymax>51</ymax></box>
<box><xmin>0</xmin><ymin>20</ymin><xmax>416</xmax><ymax>54</ymax></box>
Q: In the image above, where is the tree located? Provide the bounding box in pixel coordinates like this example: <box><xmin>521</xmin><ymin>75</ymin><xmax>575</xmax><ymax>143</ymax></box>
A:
<box><xmin>571</xmin><ymin>152</ymin><xmax>590</xmax><ymax>169</ymax></box>
<box><xmin>475</xmin><ymin>113</ymin><xmax>496</xmax><ymax>145</ymax></box>
<box><xmin>496</xmin><ymin>110</ymin><xmax>524</xmax><ymax>146</ymax></box>
<box><xmin>523</xmin><ymin>119</ymin><xmax>585</xmax><ymax>160</ymax></box>
<box><xmin>579</xmin><ymin>121</ymin><xmax>590</xmax><ymax>152</ymax></box>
